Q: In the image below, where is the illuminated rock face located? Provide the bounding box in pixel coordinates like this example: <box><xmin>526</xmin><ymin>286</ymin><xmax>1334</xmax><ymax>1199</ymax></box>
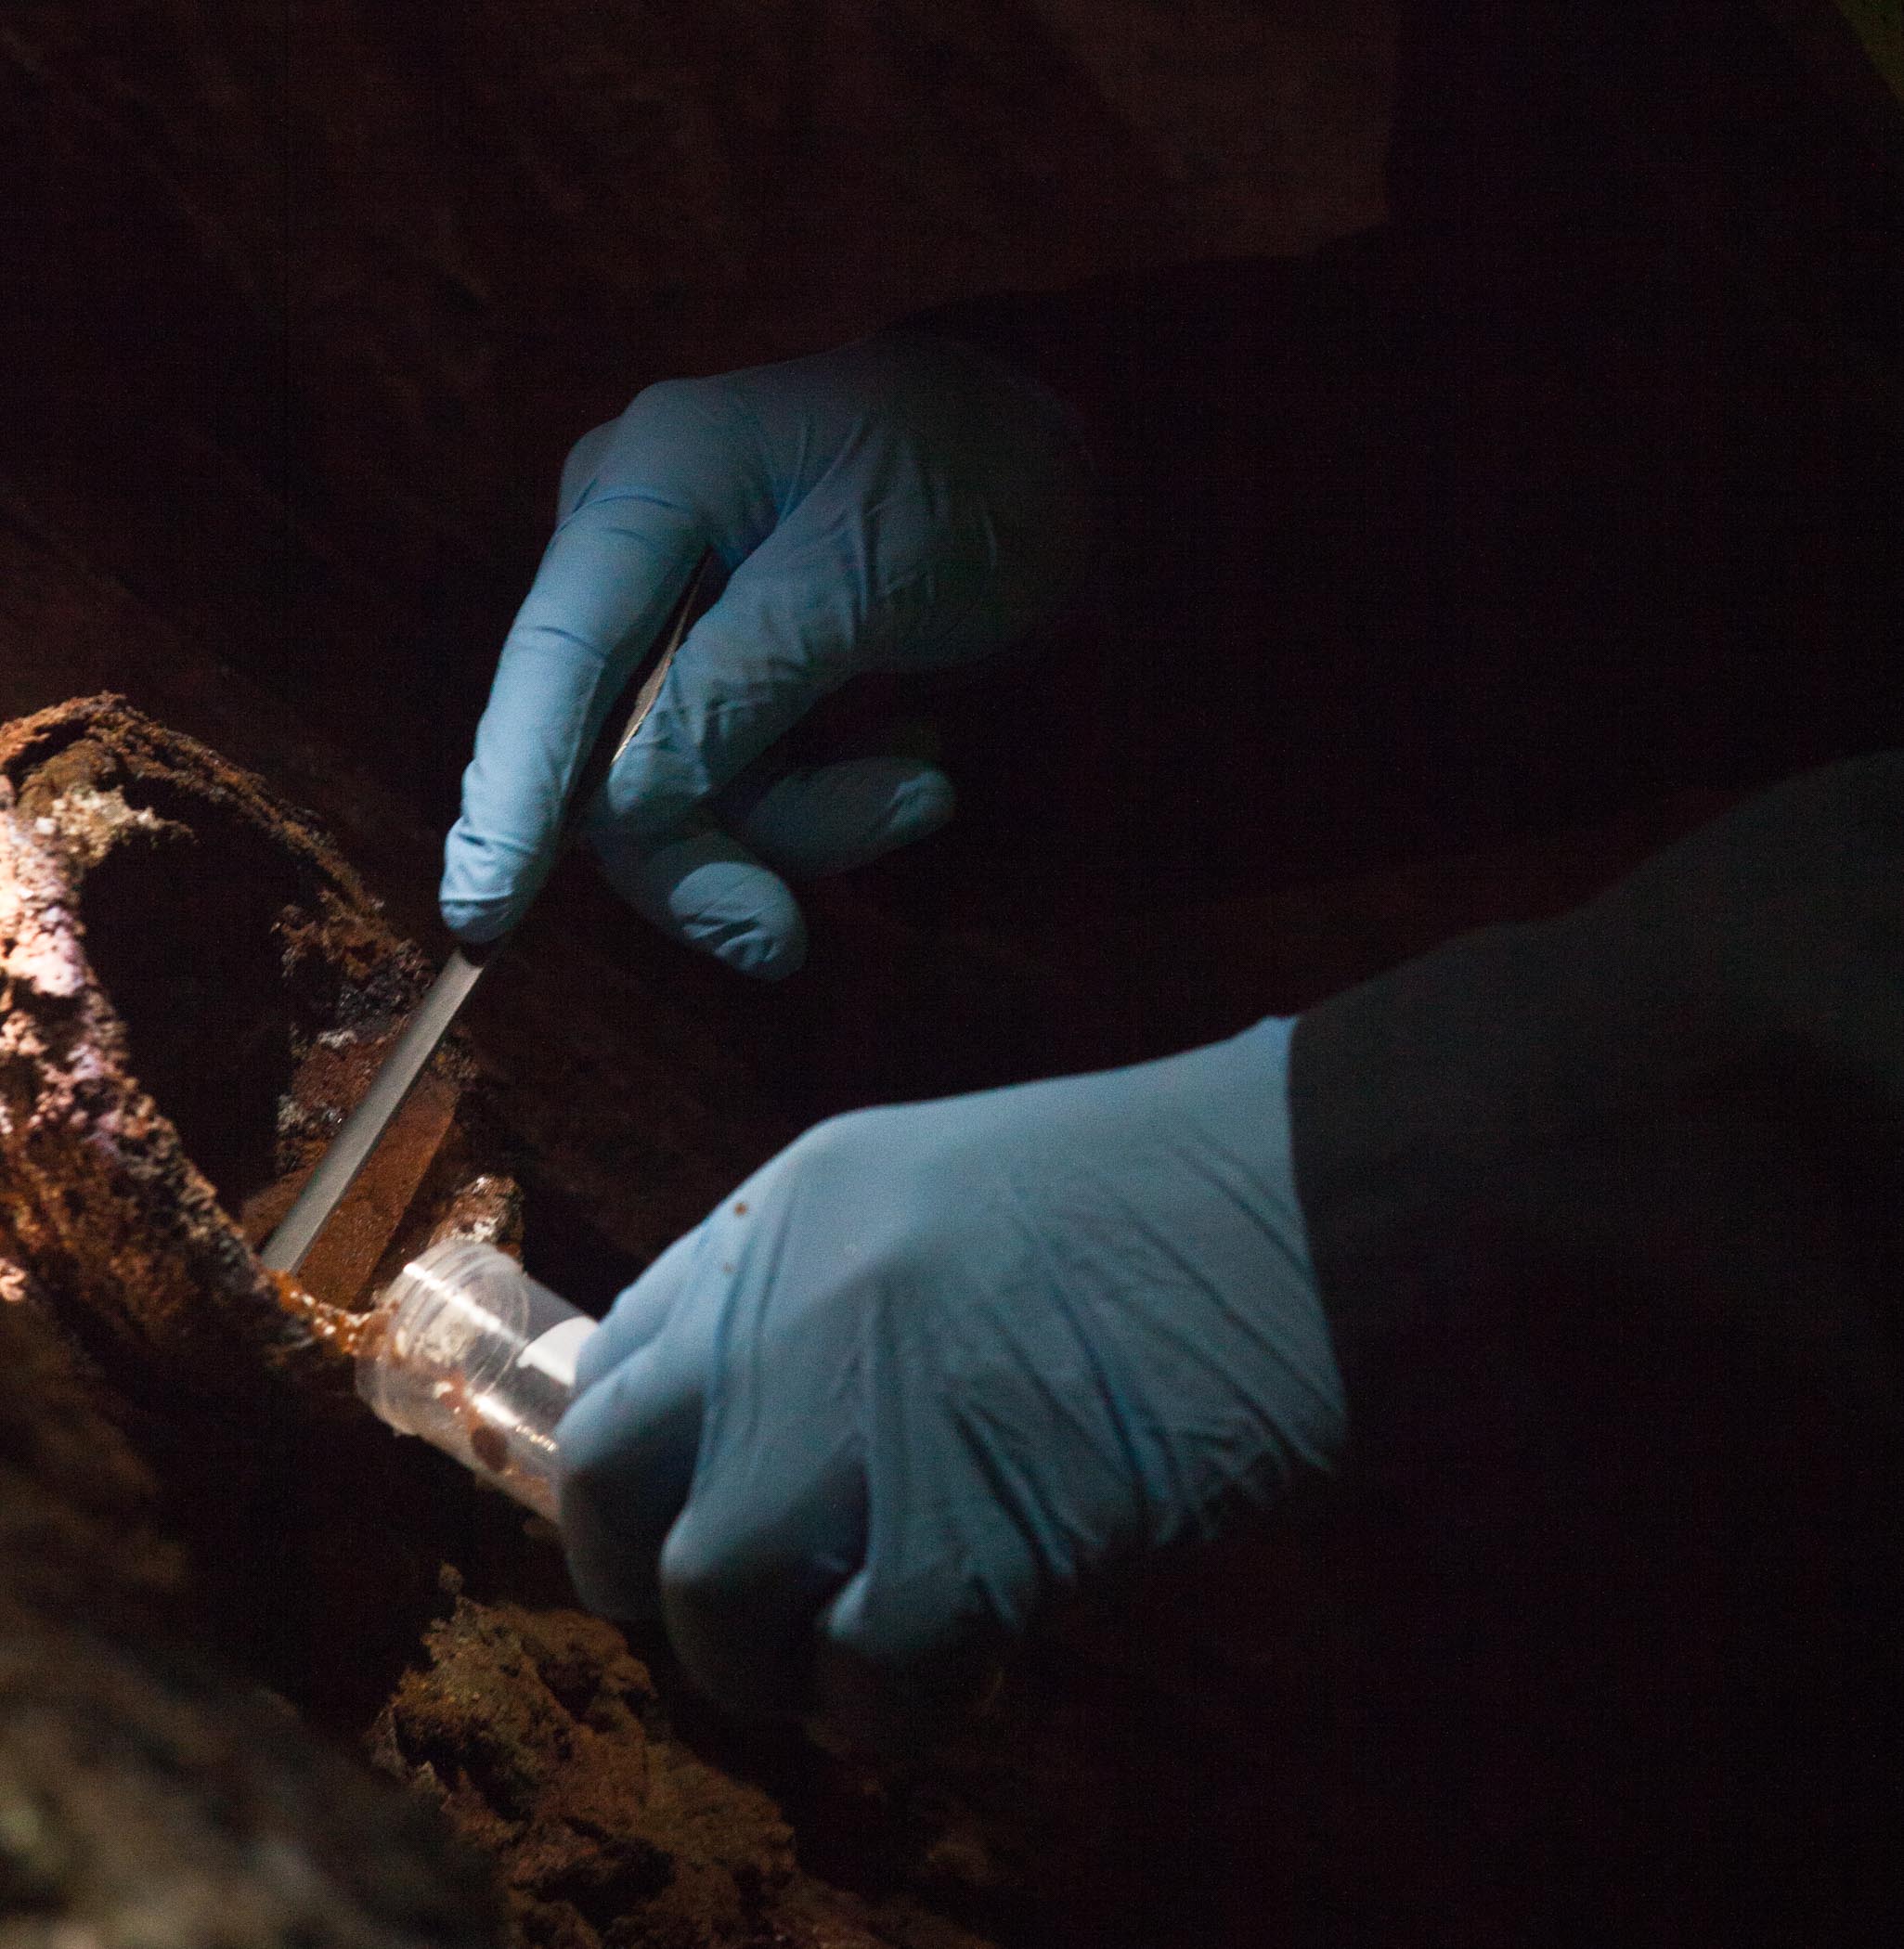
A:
<box><xmin>0</xmin><ymin>698</ymin><xmax>510</xmax><ymax>1944</ymax></box>
<box><xmin>0</xmin><ymin>1308</ymin><xmax>503</xmax><ymax>1945</ymax></box>
<box><xmin>0</xmin><ymin>692</ymin><xmax>475</xmax><ymax>1398</ymax></box>
<box><xmin>0</xmin><ymin>697</ymin><xmax>998</xmax><ymax>1949</ymax></box>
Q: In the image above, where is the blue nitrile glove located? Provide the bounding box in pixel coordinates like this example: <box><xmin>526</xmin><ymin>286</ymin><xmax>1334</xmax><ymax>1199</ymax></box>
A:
<box><xmin>440</xmin><ymin>332</ymin><xmax>1093</xmax><ymax>977</ymax></box>
<box><xmin>556</xmin><ymin>1015</ymin><xmax>1344</xmax><ymax>1735</ymax></box>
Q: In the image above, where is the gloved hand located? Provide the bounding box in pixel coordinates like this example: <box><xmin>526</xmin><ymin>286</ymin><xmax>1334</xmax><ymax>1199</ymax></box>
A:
<box><xmin>556</xmin><ymin>1016</ymin><xmax>1344</xmax><ymax>1738</ymax></box>
<box><xmin>440</xmin><ymin>331</ymin><xmax>1094</xmax><ymax>976</ymax></box>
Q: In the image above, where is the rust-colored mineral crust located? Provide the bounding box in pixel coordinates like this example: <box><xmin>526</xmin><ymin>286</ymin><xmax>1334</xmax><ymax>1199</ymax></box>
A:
<box><xmin>0</xmin><ymin>697</ymin><xmax>1008</xmax><ymax>1949</ymax></box>
<box><xmin>372</xmin><ymin>1581</ymin><xmax>936</xmax><ymax>1949</ymax></box>
<box><xmin>0</xmin><ymin>758</ymin><xmax>292</xmax><ymax>1387</ymax></box>
<box><xmin>0</xmin><ymin>695</ymin><xmax>499</xmax><ymax>1396</ymax></box>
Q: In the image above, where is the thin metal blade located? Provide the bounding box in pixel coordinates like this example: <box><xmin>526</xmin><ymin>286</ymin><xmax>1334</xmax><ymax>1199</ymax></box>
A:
<box><xmin>259</xmin><ymin>551</ymin><xmax>716</xmax><ymax>1279</ymax></box>
<box><xmin>260</xmin><ymin>946</ymin><xmax>491</xmax><ymax>1274</ymax></box>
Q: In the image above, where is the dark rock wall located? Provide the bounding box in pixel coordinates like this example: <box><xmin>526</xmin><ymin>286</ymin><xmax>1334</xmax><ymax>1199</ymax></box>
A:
<box><xmin>3</xmin><ymin>10</ymin><xmax>1901</xmax><ymax>1942</ymax></box>
<box><xmin>0</xmin><ymin>0</ymin><xmax>1392</xmax><ymax>800</ymax></box>
<box><xmin>0</xmin><ymin>1275</ymin><xmax>503</xmax><ymax>1947</ymax></box>
<box><xmin>0</xmin><ymin>1</ymin><xmax>1399</xmax><ymax>1278</ymax></box>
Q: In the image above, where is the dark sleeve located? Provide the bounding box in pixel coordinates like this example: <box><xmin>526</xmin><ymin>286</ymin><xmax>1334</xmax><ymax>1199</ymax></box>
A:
<box><xmin>1289</xmin><ymin>752</ymin><xmax>1904</xmax><ymax>1939</ymax></box>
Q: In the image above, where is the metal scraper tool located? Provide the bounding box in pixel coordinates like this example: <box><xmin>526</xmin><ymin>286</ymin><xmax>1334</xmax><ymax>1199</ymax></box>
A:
<box><xmin>261</xmin><ymin>553</ymin><xmax>714</xmax><ymax>1276</ymax></box>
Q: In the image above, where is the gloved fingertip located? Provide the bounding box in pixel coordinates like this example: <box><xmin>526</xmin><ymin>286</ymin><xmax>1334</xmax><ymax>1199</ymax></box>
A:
<box><xmin>554</xmin><ymin>1391</ymin><xmax>664</xmax><ymax>1623</ymax></box>
<box><xmin>437</xmin><ymin>893</ymin><xmax>523</xmax><ymax>946</ymax></box>
<box><xmin>691</xmin><ymin>899</ymin><xmax>808</xmax><ymax>980</ymax></box>
<box><xmin>562</xmin><ymin>1534</ymin><xmax>664</xmax><ymax>1626</ymax></box>
<box><xmin>811</xmin><ymin>1574</ymin><xmax>1003</xmax><ymax>1759</ymax></box>
<box><xmin>559</xmin><ymin>1533</ymin><xmax>648</xmax><ymax>1622</ymax></box>
<box><xmin>440</xmin><ymin>822</ymin><xmax>541</xmax><ymax>942</ymax></box>
<box><xmin>555</xmin><ymin>1480</ymin><xmax>644</xmax><ymax>1621</ymax></box>
<box><xmin>599</xmin><ymin>828</ymin><xmax>810</xmax><ymax>979</ymax></box>
<box><xmin>887</xmin><ymin>765</ymin><xmax>956</xmax><ymax>847</ymax></box>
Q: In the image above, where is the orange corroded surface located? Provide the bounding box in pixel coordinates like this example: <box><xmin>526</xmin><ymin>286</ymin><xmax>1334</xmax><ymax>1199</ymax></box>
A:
<box><xmin>266</xmin><ymin>1267</ymin><xmax>392</xmax><ymax>1362</ymax></box>
<box><xmin>0</xmin><ymin>695</ymin><xmax>502</xmax><ymax>1402</ymax></box>
<box><xmin>0</xmin><ymin>697</ymin><xmax>1014</xmax><ymax>1949</ymax></box>
<box><xmin>242</xmin><ymin>1064</ymin><xmax>465</xmax><ymax>1311</ymax></box>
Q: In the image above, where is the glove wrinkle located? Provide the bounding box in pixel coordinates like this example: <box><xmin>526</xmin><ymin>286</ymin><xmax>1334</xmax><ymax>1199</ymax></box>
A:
<box><xmin>557</xmin><ymin>1020</ymin><xmax>1340</xmax><ymax>1736</ymax></box>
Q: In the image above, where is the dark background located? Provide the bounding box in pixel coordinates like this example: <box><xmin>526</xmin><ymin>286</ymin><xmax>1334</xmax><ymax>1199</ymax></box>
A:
<box><xmin>2</xmin><ymin>0</ymin><xmax>1899</xmax><ymax>1372</ymax></box>
<box><xmin>5</xmin><ymin>6</ymin><xmax>1903</xmax><ymax>1941</ymax></box>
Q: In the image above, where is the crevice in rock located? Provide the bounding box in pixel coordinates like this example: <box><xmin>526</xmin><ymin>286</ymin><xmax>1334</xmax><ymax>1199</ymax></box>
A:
<box><xmin>75</xmin><ymin>807</ymin><xmax>303</xmax><ymax>1212</ymax></box>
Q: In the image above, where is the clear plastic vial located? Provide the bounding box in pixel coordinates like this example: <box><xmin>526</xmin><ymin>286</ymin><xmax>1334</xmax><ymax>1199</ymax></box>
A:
<box><xmin>356</xmin><ymin>1239</ymin><xmax>595</xmax><ymax>1522</ymax></box>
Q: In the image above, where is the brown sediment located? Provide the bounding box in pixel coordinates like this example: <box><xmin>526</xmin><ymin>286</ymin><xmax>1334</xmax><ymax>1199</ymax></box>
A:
<box><xmin>429</xmin><ymin>1173</ymin><xmax>527</xmax><ymax>1256</ymax></box>
<box><xmin>268</xmin><ymin>1266</ymin><xmax>392</xmax><ymax>1362</ymax></box>
<box><xmin>242</xmin><ymin>1061</ymin><xmax>467</xmax><ymax>1310</ymax></box>
<box><xmin>0</xmin><ymin>697</ymin><xmax>1011</xmax><ymax>1949</ymax></box>
<box><xmin>0</xmin><ymin>694</ymin><xmax>448</xmax><ymax>1396</ymax></box>
<box><xmin>371</xmin><ymin>1580</ymin><xmax>919</xmax><ymax>1949</ymax></box>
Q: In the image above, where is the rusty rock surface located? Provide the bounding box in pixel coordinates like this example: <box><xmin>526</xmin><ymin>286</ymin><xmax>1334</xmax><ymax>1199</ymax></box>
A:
<box><xmin>0</xmin><ymin>693</ymin><xmax>494</xmax><ymax>1397</ymax></box>
<box><xmin>372</xmin><ymin>1581</ymin><xmax>940</xmax><ymax>1949</ymax></box>
<box><xmin>0</xmin><ymin>723</ymin><xmax>303</xmax><ymax>1390</ymax></box>
<box><xmin>0</xmin><ymin>696</ymin><xmax>1011</xmax><ymax>1949</ymax></box>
